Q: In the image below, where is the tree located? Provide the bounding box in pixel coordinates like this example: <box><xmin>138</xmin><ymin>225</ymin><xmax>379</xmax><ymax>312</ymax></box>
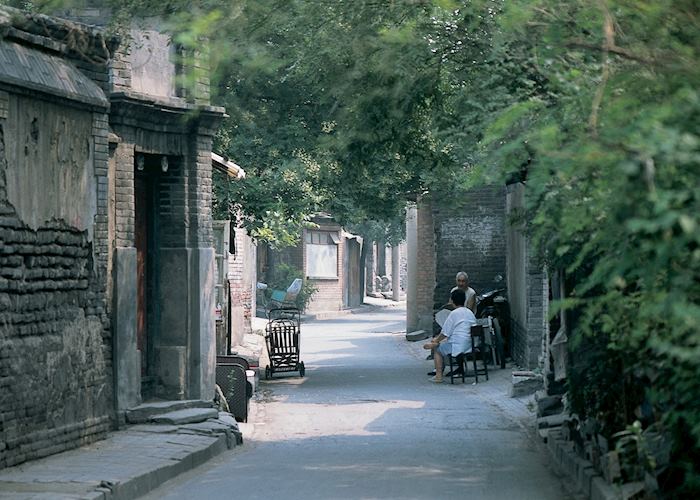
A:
<box><xmin>472</xmin><ymin>1</ymin><xmax>700</xmax><ymax>493</ymax></box>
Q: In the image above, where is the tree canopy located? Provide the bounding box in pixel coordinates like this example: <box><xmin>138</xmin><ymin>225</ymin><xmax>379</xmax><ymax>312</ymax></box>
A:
<box><xmin>5</xmin><ymin>0</ymin><xmax>700</xmax><ymax>493</ymax></box>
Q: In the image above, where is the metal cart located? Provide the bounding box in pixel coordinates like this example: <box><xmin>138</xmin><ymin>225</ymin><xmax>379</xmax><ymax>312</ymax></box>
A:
<box><xmin>264</xmin><ymin>307</ymin><xmax>305</xmax><ymax>379</ymax></box>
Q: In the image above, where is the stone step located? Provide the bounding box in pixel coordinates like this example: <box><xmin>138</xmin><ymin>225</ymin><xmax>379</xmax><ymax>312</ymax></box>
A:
<box><xmin>405</xmin><ymin>330</ymin><xmax>429</xmax><ymax>342</ymax></box>
<box><xmin>151</xmin><ymin>408</ymin><xmax>219</xmax><ymax>425</ymax></box>
<box><xmin>126</xmin><ymin>399</ymin><xmax>214</xmax><ymax>424</ymax></box>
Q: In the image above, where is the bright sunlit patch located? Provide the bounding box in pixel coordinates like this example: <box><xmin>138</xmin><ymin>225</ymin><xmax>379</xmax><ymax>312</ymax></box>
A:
<box><xmin>256</xmin><ymin>400</ymin><xmax>425</xmax><ymax>442</ymax></box>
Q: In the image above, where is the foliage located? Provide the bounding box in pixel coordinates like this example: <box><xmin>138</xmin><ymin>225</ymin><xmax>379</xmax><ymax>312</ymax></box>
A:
<box><xmin>264</xmin><ymin>263</ymin><xmax>316</xmax><ymax>313</ymax></box>
<box><xmin>8</xmin><ymin>0</ymin><xmax>699</xmax><ymax>493</ymax></box>
<box><xmin>469</xmin><ymin>1</ymin><xmax>700</xmax><ymax>495</ymax></box>
<box><xmin>210</xmin><ymin>1</ymin><xmax>447</xmax><ymax>245</ymax></box>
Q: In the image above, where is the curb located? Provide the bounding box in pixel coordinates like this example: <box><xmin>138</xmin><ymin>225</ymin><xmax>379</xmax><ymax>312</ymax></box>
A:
<box><xmin>0</xmin><ymin>419</ymin><xmax>241</xmax><ymax>500</ymax></box>
<box><xmin>102</xmin><ymin>434</ymin><xmax>230</xmax><ymax>500</ymax></box>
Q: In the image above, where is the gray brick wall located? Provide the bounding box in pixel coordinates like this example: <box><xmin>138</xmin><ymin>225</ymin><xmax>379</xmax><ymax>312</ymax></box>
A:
<box><xmin>0</xmin><ymin>15</ymin><xmax>114</xmax><ymax>469</ymax></box>
<box><xmin>0</xmin><ymin>81</ymin><xmax>112</xmax><ymax>470</ymax></box>
<box><xmin>506</xmin><ymin>182</ymin><xmax>549</xmax><ymax>370</ymax></box>
<box><xmin>432</xmin><ymin>185</ymin><xmax>507</xmax><ymax>305</ymax></box>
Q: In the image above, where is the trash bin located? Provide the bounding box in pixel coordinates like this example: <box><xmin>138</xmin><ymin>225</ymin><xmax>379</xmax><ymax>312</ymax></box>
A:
<box><xmin>216</xmin><ymin>362</ymin><xmax>250</xmax><ymax>422</ymax></box>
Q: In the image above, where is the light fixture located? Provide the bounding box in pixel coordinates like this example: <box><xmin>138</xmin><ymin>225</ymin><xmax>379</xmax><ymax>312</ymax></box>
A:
<box><xmin>136</xmin><ymin>154</ymin><xmax>145</xmax><ymax>171</ymax></box>
<box><xmin>161</xmin><ymin>156</ymin><xmax>169</xmax><ymax>173</ymax></box>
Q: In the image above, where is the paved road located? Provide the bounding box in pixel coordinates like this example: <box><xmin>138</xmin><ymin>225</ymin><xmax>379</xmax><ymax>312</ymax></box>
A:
<box><xmin>143</xmin><ymin>305</ymin><xmax>571</xmax><ymax>500</ymax></box>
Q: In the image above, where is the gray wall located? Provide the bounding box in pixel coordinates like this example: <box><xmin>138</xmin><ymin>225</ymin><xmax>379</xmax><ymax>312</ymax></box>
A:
<box><xmin>432</xmin><ymin>185</ymin><xmax>507</xmax><ymax>306</ymax></box>
<box><xmin>506</xmin><ymin>182</ymin><xmax>548</xmax><ymax>369</ymax></box>
<box><xmin>0</xmin><ymin>34</ymin><xmax>112</xmax><ymax>468</ymax></box>
<box><xmin>226</xmin><ymin>221</ymin><xmax>257</xmax><ymax>348</ymax></box>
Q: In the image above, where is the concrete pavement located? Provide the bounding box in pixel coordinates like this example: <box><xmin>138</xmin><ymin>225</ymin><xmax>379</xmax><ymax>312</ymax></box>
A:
<box><xmin>143</xmin><ymin>303</ymin><xmax>574</xmax><ymax>500</ymax></box>
<box><xmin>0</xmin><ymin>300</ymin><xmax>573</xmax><ymax>499</ymax></box>
<box><xmin>0</xmin><ymin>299</ymin><xmax>395</xmax><ymax>500</ymax></box>
<box><xmin>0</xmin><ymin>414</ymin><xmax>241</xmax><ymax>499</ymax></box>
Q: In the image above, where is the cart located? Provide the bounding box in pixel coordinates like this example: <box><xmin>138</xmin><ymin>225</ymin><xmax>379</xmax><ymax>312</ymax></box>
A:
<box><xmin>264</xmin><ymin>307</ymin><xmax>305</xmax><ymax>379</ymax></box>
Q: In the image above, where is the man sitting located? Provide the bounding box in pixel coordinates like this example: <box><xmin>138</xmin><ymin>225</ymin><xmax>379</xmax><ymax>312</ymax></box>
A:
<box><xmin>452</xmin><ymin>271</ymin><xmax>477</xmax><ymax>314</ymax></box>
<box><xmin>423</xmin><ymin>288</ymin><xmax>477</xmax><ymax>383</ymax></box>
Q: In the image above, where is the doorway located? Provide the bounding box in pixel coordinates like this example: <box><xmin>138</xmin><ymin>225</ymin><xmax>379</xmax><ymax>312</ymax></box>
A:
<box><xmin>134</xmin><ymin>154</ymin><xmax>160</xmax><ymax>398</ymax></box>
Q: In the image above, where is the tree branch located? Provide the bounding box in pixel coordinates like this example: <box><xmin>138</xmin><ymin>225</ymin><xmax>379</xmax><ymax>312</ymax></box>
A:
<box><xmin>588</xmin><ymin>1</ymin><xmax>614</xmax><ymax>137</ymax></box>
<box><xmin>565</xmin><ymin>40</ymin><xmax>653</xmax><ymax>65</ymax></box>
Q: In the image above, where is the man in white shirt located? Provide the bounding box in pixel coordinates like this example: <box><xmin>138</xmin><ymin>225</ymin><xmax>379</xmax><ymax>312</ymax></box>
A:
<box><xmin>423</xmin><ymin>288</ymin><xmax>477</xmax><ymax>383</ymax></box>
<box><xmin>452</xmin><ymin>271</ymin><xmax>477</xmax><ymax>314</ymax></box>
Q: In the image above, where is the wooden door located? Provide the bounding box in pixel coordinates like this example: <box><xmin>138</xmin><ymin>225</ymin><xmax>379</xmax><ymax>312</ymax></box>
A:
<box><xmin>134</xmin><ymin>174</ymin><xmax>149</xmax><ymax>376</ymax></box>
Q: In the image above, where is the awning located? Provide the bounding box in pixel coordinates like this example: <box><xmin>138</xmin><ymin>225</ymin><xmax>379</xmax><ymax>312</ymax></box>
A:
<box><xmin>212</xmin><ymin>152</ymin><xmax>246</xmax><ymax>179</ymax></box>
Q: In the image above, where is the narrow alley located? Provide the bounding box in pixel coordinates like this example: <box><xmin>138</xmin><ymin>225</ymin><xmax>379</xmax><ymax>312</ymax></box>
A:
<box><xmin>143</xmin><ymin>304</ymin><xmax>571</xmax><ymax>500</ymax></box>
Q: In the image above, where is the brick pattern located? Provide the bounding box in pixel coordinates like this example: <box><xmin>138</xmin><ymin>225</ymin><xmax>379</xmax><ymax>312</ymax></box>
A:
<box><xmin>0</xmin><ymin>117</ymin><xmax>111</xmax><ymax>469</ymax></box>
<box><xmin>0</xmin><ymin>91</ymin><xmax>7</xmax><ymax>120</ymax></box>
<box><xmin>227</xmin><ymin>221</ymin><xmax>254</xmax><ymax>344</ymax></box>
<box><xmin>432</xmin><ymin>185</ymin><xmax>507</xmax><ymax>305</ymax></box>
<box><xmin>112</xmin><ymin>141</ymin><xmax>135</xmax><ymax>248</ymax></box>
<box><xmin>415</xmin><ymin>196</ymin><xmax>436</xmax><ymax>331</ymax></box>
<box><xmin>505</xmin><ymin>183</ymin><xmax>549</xmax><ymax>370</ymax></box>
<box><xmin>304</xmin><ymin>224</ymin><xmax>344</xmax><ymax>313</ymax></box>
<box><xmin>189</xmin><ymin>135</ymin><xmax>214</xmax><ymax>247</ymax></box>
<box><xmin>0</xmin><ymin>20</ymin><xmax>113</xmax><ymax>470</ymax></box>
<box><xmin>110</xmin><ymin>47</ymin><xmax>132</xmax><ymax>92</ymax></box>
<box><xmin>158</xmin><ymin>158</ymin><xmax>188</xmax><ymax>248</ymax></box>
<box><xmin>526</xmin><ymin>268</ymin><xmax>548</xmax><ymax>369</ymax></box>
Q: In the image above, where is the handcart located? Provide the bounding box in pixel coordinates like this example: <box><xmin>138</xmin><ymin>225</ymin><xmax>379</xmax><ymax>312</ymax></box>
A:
<box><xmin>264</xmin><ymin>307</ymin><xmax>305</xmax><ymax>379</ymax></box>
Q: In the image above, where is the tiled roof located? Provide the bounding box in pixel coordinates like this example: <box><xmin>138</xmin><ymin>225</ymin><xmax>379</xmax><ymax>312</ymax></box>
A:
<box><xmin>0</xmin><ymin>39</ymin><xmax>108</xmax><ymax>108</ymax></box>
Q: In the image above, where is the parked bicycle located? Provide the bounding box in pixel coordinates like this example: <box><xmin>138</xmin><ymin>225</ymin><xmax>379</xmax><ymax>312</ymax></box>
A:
<box><xmin>475</xmin><ymin>288</ymin><xmax>510</xmax><ymax>369</ymax></box>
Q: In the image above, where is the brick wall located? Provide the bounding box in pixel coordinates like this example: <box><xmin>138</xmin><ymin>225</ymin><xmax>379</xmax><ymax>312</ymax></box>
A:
<box><xmin>432</xmin><ymin>185</ymin><xmax>507</xmax><ymax>305</ymax></box>
<box><xmin>189</xmin><ymin>133</ymin><xmax>214</xmax><ymax>247</ymax></box>
<box><xmin>506</xmin><ymin>182</ymin><xmax>549</xmax><ymax>369</ymax></box>
<box><xmin>227</xmin><ymin>220</ymin><xmax>255</xmax><ymax>346</ymax></box>
<box><xmin>304</xmin><ymin>224</ymin><xmax>344</xmax><ymax>313</ymax></box>
<box><xmin>0</xmin><ymin>57</ymin><xmax>112</xmax><ymax>468</ymax></box>
<box><xmin>415</xmin><ymin>196</ymin><xmax>436</xmax><ymax>332</ymax></box>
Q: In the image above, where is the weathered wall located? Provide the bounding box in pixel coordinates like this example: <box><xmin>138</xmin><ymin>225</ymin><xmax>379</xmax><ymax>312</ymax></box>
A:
<box><xmin>107</xmin><ymin>14</ymin><xmax>223</xmax><ymax>404</ymax></box>
<box><xmin>415</xmin><ymin>196</ymin><xmax>436</xmax><ymax>333</ymax></box>
<box><xmin>343</xmin><ymin>236</ymin><xmax>362</xmax><ymax>308</ymax></box>
<box><xmin>432</xmin><ymin>185</ymin><xmax>507</xmax><ymax>305</ymax></box>
<box><xmin>129</xmin><ymin>29</ymin><xmax>176</xmax><ymax>98</ymax></box>
<box><xmin>227</xmin><ymin>222</ymin><xmax>256</xmax><ymax>347</ymax></box>
<box><xmin>506</xmin><ymin>182</ymin><xmax>548</xmax><ymax>369</ymax></box>
<box><xmin>0</xmin><ymin>91</ymin><xmax>111</xmax><ymax>467</ymax></box>
<box><xmin>304</xmin><ymin>224</ymin><xmax>344</xmax><ymax>313</ymax></box>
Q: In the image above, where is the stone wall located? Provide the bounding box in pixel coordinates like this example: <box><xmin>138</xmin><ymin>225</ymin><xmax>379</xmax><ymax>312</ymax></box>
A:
<box><xmin>0</xmin><ymin>35</ymin><xmax>112</xmax><ymax>467</ymax></box>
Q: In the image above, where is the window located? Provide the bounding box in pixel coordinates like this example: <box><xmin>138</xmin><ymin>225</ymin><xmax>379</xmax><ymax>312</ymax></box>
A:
<box><xmin>305</xmin><ymin>230</ymin><xmax>339</xmax><ymax>278</ymax></box>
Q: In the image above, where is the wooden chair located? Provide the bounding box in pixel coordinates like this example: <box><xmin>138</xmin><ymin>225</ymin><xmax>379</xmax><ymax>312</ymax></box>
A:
<box><xmin>446</xmin><ymin>352</ymin><xmax>466</xmax><ymax>384</ymax></box>
<box><xmin>465</xmin><ymin>325</ymin><xmax>489</xmax><ymax>383</ymax></box>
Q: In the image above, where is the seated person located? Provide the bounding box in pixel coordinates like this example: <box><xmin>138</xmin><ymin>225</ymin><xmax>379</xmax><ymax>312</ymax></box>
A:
<box><xmin>423</xmin><ymin>288</ymin><xmax>477</xmax><ymax>383</ymax></box>
<box><xmin>452</xmin><ymin>271</ymin><xmax>477</xmax><ymax>314</ymax></box>
<box><xmin>427</xmin><ymin>271</ymin><xmax>477</xmax><ymax>362</ymax></box>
